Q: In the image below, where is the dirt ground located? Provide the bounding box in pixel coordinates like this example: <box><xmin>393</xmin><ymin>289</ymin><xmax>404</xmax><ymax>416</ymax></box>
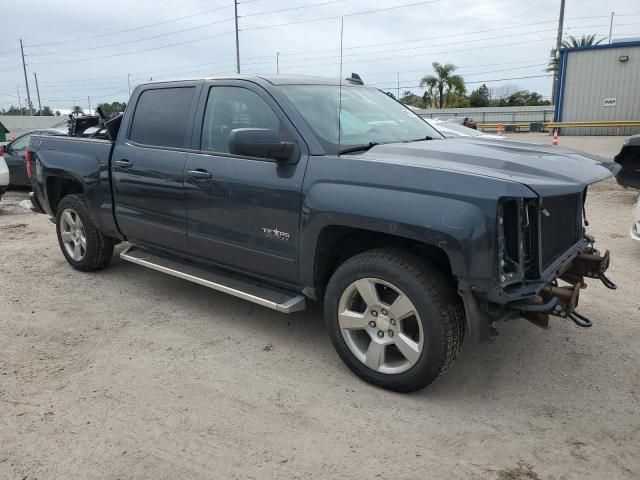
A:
<box><xmin>1</xmin><ymin>135</ymin><xmax>638</xmax><ymax>480</ymax></box>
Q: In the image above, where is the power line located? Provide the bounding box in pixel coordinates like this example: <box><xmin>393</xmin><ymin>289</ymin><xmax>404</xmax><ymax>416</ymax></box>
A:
<box><xmin>375</xmin><ymin>74</ymin><xmax>553</xmax><ymax>90</ymax></box>
<box><xmin>240</xmin><ymin>0</ymin><xmax>446</xmax><ymax>31</ymax></box>
<box><xmin>239</xmin><ymin>0</ymin><xmax>345</xmax><ymax>17</ymax></box>
<box><xmin>28</xmin><ymin>30</ymin><xmax>235</xmax><ymax>65</ymax></box>
<box><xmin>0</xmin><ymin>64</ymin><xmax>21</xmax><ymax>73</ymax></box>
<box><xmin>371</xmin><ymin>65</ymin><xmax>549</xmax><ymax>87</ymax></box>
<box><xmin>275</xmin><ymin>27</ymin><xmax>561</xmax><ymax>65</ymax></box>
<box><xmin>26</xmin><ymin>17</ymin><xmax>234</xmax><ymax>57</ymax></box>
<box><xmin>28</xmin><ymin>0</ymin><xmax>348</xmax><ymax>58</ymax></box>
<box><xmin>24</xmin><ymin>3</ymin><xmax>234</xmax><ymax>48</ymax></box>
<box><xmin>279</xmin><ymin>20</ymin><xmax>638</xmax><ymax>66</ymax></box>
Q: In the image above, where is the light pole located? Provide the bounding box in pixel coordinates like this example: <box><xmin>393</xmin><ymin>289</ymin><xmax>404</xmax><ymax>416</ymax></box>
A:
<box><xmin>276</xmin><ymin>52</ymin><xmax>280</xmax><ymax>74</ymax></box>
<box><xmin>609</xmin><ymin>12</ymin><xmax>615</xmax><ymax>44</ymax></box>
<box><xmin>234</xmin><ymin>0</ymin><xmax>241</xmax><ymax>74</ymax></box>
<box><xmin>127</xmin><ymin>73</ymin><xmax>131</xmax><ymax>96</ymax></box>
<box><xmin>19</xmin><ymin>39</ymin><xmax>34</xmax><ymax>115</ymax></box>
<box><xmin>33</xmin><ymin>73</ymin><xmax>42</xmax><ymax>115</ymax></box>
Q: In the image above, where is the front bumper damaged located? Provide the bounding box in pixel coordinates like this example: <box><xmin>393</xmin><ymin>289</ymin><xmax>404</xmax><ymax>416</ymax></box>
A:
<box><xmin>461</xmin><ymin>245</ymin><xmax>616</xmax><ymax>342</ymax></box>
<box><xmin>511</xmin><ymin>247</ymin><xmax>616</xmax><ymax>329</ymax></box>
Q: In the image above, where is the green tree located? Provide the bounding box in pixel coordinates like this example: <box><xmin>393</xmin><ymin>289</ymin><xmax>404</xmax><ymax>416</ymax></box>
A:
<box><xmin>96</xmin><ymin>101</ymin><xmax>127</xmax><ymax>115</ymax></box>
<box><xmin>562</xmin><ymin>34</ymin><xmax>605</xmax><ymax>48</ymax></box>
<box><xmin>421</xmin><ymin>91</ymin><xmax>432</xmax><ymax>109</ymax></box>
<box><xmin>506</xmin><ymin>90</ymin><xmax>551</xmax><ymax>106</ymax></box>
<box><xmin>3</xmin><ymin>106</ymin><xmax>31</xmax><ymax>115</ymax></box>
<box><xmin>400</xmin><ymin>90</ymin><xmax>423</xmax><ymax>108</ymax></box>
<box><xmin>72</xmin><ymin>105</ymin><xmax>84</xmax><ymax>115</ymax></box>
<box><xmin>469</xmin><ymin>84</ymin><xmax>490</xmax><ymax>107</ymax></box>
<box><xmin>40</xmin><ymin>106</ymin><xmax>54</xmax><ymax>116</ymax></box>
<box><xmin>420</xmin><ymin>62</ymin><xmax>465</xmax><ymax>109</ymax></box>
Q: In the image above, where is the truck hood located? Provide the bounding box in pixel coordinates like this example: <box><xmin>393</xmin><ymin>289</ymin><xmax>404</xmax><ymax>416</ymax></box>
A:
<box><xmin>361</xmin><ymin>137</ymin><xmax>619</xmax><ymax>196</ymax></box>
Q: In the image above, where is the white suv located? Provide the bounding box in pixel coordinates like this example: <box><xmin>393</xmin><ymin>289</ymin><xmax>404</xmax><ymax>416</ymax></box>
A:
<box><xmin>632</xmin><ymin>194</ymin><xmax>640</xmax><ymax>242</ymax></box>
<box><xmin>0</xmin><ymin>155</ymin><xmax>9</xmax><ymax>202</ymax></box>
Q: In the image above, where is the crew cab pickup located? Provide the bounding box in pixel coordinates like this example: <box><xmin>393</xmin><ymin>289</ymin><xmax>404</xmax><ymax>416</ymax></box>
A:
<box><xmin>27</xmin><ymin>75</ymin><xmax>618</xmax><ymax>392</ymax></box>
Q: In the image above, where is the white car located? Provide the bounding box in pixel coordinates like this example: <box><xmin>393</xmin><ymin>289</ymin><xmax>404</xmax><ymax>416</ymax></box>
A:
<box><xmin>632</xmin><ymin>194</ymin><xmax>640</xmax><ymax>241</ymax></box>
<box><xmin>0</xmin><ymin>155</ymin><xmax>9</xmax><ymax>202</ymax></box>
<box><xmin>423</xmin><ymin>118</ymin><xmax>505</xmax><ymax>139</ymax></box>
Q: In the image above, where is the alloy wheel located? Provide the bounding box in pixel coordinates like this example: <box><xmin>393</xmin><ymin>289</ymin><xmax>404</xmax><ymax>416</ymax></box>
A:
<box><xmin>337</xmin><ymin>277</ymin><xmax>424</xmax><ymax>374</ymax></box>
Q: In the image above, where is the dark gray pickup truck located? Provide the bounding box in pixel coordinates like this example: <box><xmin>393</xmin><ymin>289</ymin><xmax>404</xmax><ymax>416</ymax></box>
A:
<box><xmin>27</xmin><ymin>75</ymin><xmax>618</xmax><ymax>392</ymax></box>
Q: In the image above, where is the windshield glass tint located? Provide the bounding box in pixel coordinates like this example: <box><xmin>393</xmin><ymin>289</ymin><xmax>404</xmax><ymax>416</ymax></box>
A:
<box><xmin>280</xmin><ymin>85</ymin><xmax>442</xmax><ymax>153</ymax></box>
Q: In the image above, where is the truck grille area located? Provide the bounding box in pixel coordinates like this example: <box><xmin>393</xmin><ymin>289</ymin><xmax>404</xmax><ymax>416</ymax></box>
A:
<box><xmin>539</xmin><ymin>193</ymin><xmax>583</xmax><ymax>270</ymax></box>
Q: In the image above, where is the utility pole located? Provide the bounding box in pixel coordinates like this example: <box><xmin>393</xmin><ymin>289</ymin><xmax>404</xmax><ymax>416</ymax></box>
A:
<box><xmin>551</xmin><ymin>0</ymin><xmax>565</xmax><ymax>106</ymax></box>
<box><xmin>88</xmin><ymin>96</ymin><xmax>91</xmax><ymax>114</ymax></box>
<box><xmin>397</xmin><ymin>72</ymin><xmax>400</xmax><ymax>100</ymax></box>
<box><xmin>276</xmin><ymin>52</ymin><xmax>280</xmax><ymax>74</ymax></box>
<box><xmin>127</xmin><ymin>73</ymin><xmax>131</xmax><ymax>96</ymax></box>
<box><xmin>19</xmin><ymin>39</ymin><xmax>34</xmax><ymax>115</ymax></box>
<box><xmin>17</xmin><ymin>85</ymin><xmax>23</xmax><ymax>116</ymax></box>
<box><xmin>609</xmin><ymin>12</ymin><xmax>615</xmax><ymax>44</ymax></box>
<box><xmin>33</xmin><ymin>73</ymin><xmax>42</xmax><ymax>115</ymax></box>
<box><xmin>234</xmin><ymin>0</ymin><xmax>241</xmax><ymax>74</ymax></box>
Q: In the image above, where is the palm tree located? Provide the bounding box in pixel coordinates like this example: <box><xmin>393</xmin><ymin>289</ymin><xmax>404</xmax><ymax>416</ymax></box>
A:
<box><xmin>420</xmin><ymin>62</ymin><xmax>465</xmax><ymax>109</ymax></box>
<box><xmin>546</xmin><ymin>34</ymin><xmax>605</xmax><ymax>73</ymax></box>
<box><xmin>562</xmin><ymin>34</ymin><xmax>605</xmax><ymax>48</ymax></box>
<box><xmin>72</xmin><ymin>105</ymin><xmax>84</xmax><ymax>115</ymax></box>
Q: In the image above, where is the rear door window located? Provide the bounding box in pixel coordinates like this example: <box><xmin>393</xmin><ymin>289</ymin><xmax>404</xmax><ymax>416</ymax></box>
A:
<box><xmin>129</xmin><ymin>87</ymin><xmax>195</xmax><ymax>148</ymax></box>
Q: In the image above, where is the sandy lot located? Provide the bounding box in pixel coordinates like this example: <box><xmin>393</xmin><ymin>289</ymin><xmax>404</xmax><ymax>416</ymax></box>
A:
<box><xmin>1</xmin><ymin>135</ymin><xmax>639</xmax><ymax>480</ymax></box>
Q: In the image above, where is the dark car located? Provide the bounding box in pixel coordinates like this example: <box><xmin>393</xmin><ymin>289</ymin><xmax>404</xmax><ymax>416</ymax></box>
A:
<box><xmin>1</xmin><ymin>129</ymin><xmax>66</xmax><ymax>186</ymax></box>
<box><xmin>27</xmin><ymin>75</ymin><xmax>618</xmax><ymax>392</ymax></box>
<box><xmin>614</xmin><ymin>134</ymin><xmax>640</xmax><ymax>189</ymax></box>
<box><xmin>447</xmin><ymin>116</ymin><xmax>477</xmax><ymax>129</ymax></box>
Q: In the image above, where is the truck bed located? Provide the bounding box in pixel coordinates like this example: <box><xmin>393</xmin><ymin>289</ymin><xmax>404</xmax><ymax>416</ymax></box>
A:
<box><xmin>28</xmin><ymin>135</ymin><xmax>122</xmax><ymax>240</ymax></box>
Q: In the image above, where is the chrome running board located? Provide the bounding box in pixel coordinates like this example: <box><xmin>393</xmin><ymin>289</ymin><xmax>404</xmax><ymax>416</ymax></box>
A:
<box><xmin>120</xmin><ymin>245</ymin><xmax>306</xmax><ymax>313</ymax></box>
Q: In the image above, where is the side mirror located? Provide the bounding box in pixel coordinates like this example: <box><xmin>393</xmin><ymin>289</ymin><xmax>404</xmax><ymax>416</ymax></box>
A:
<box><xmin>228</xmin><ymin>128</ymin><xmax>297</xmax><ymax>162</ymax></box>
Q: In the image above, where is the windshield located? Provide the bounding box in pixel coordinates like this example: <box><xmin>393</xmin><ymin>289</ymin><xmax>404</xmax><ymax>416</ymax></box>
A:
<box><xmin>279</xmin><ymin>84</ymin><xmax>443</xmax><ymax>154</ymax></box>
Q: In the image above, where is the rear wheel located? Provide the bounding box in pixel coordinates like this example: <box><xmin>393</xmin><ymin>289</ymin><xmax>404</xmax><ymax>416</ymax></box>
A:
<box><xmin>324</xmin><ymin>248</ymin><xmax>465</xmax><ymax>392</ymax></box>
<box><xmin>56</xmin><ymin>194</ymin><xmax>114</xmax><ymax>271</ymax></box>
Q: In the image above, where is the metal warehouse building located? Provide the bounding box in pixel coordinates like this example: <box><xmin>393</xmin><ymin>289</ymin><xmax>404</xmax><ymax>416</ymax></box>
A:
<box><xmin>555</xmin><ymin>40</ymin><xmax>640</xmax><ymax>135</ymax></box>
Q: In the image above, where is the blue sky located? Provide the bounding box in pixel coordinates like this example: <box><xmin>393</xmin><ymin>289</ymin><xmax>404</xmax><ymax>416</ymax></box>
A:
<box><xmin>0</xmin><ymin>0</ymin><xmax>638</xmax><ymax>112</ymax></box>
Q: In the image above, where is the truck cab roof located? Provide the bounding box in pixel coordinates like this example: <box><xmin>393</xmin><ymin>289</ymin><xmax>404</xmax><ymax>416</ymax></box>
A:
<box><xmin>137</xmin><ymin>74</ymin><xmax>361</xmax><ymax>89</ymax></box>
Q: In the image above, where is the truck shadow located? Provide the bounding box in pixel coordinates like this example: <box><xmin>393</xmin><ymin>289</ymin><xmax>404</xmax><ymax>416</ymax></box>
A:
<box><xmin>106</xmin><ymin>251</ymin><xmax>626</xmax><ymax>408</ymax></box>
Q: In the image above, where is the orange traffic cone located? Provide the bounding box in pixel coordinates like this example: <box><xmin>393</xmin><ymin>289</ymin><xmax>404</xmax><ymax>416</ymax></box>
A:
<box><xmin>497</xmin><ymin>123</ymin><xmax>505</xmax><ymax>135</ymax></box>
<box><xmin>552</xmin><ymin>129</ymin><xmax>558</xmax><ymax>146</ymax></box>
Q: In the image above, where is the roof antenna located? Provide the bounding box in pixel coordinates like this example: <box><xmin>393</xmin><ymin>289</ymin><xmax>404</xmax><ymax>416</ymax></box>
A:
<box><xmin>337</xmin><ymin>17</ymin><xmax>344</xmax><ymax>157</ymax></box>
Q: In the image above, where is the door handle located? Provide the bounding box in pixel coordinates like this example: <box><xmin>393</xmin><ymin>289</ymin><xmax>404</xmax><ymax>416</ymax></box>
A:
<box><xmin>187</xmin><ymin>169</ymin><xmax>213</xmax><ymax>180</ymax></box>
<box><xmin>115</xmin><ymin>159</ymin><xmax>133</xmax><ymax>169</ymax></box>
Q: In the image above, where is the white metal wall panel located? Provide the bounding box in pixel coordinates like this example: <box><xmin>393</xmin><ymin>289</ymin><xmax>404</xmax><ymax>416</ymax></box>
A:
<box><xmin>560</xmin><ymin>44</ymin><xmax>640</xmax><ymax>135</ymax></box>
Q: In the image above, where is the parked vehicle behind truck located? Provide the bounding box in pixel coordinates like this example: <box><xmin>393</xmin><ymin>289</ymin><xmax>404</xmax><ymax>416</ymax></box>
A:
<box><xmin>27</xmin><ymin>75</ymin><xmax>618</xmax><ymax>392</ymax></box>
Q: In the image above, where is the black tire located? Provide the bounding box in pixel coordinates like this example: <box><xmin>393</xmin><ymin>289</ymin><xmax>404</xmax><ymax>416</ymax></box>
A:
<box><xmin>55</xmin><ymin>194</ymin><xmax>114</xmax><ymax>271</ymax></box>
<box><xmin>324</xmin><ymin>248</ymin><xmax>465</xmax><ymax>392</ymax></box>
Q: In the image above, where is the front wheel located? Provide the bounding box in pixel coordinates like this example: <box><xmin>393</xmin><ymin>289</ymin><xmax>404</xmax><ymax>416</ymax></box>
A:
<box><xmin>324</xmin><ymin>248</ymin><xmax>465</xmax><ymax>392</ymax></box>
<box><xmin>56</xmin><ymin>194</ymin><xmax>114</xmax><ymax>271</ymax></box>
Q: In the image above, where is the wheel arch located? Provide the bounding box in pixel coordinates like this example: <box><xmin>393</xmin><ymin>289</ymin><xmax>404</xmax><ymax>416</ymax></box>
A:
<box><xmin>309</xmin><ymin>225</ymin><xmax>454</xmax><ymax>300</ymax></box>
<box><xmin>46</xmin><ymin>175</ymin><xmax>84</xmax><ymax>215</ymax></box>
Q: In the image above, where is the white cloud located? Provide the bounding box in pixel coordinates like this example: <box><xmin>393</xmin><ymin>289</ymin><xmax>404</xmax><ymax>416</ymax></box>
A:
<box><xmin>0</xmin><ymin>0</ymin><xmax>636</xmax><ymax>111</ymax></box>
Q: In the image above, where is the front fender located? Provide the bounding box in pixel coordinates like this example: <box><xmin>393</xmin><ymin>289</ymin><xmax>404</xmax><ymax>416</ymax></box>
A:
<box><xmin>300</xmin><ymin>181</ymin><xmax>491</xmax><ymax>288</ymax></box>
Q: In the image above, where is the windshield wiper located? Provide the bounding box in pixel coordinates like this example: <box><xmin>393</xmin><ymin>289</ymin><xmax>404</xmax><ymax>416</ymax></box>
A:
<box><xmin>404</xmin><ymin>135</ymin><xmax>434</xmax><ymax>143</ymax></box>
<box><xmin>339</xmin><ymin>141</ymin><xmax>379</xmax><ymax>155</ymax></box>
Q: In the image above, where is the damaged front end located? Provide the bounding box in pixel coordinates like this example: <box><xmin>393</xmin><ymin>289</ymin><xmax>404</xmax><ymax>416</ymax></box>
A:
<box><xmin>512</xmin><ymin>246</ymin><xmax>616</xmax><ymax>329</ymax></box>
<box><xmin>463</xmin><ymin>189</ymin><xmax>616</xmax><ymax>341</ymax></box>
